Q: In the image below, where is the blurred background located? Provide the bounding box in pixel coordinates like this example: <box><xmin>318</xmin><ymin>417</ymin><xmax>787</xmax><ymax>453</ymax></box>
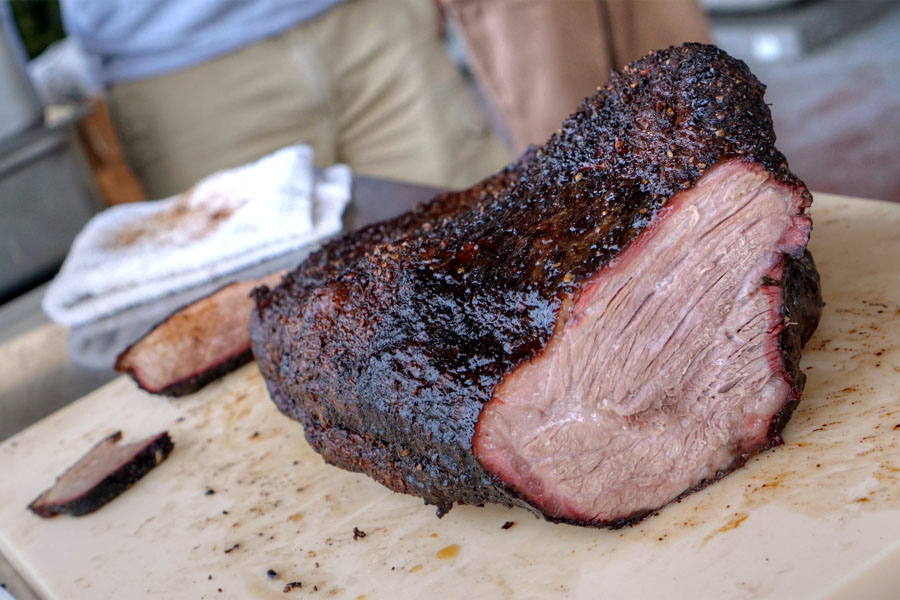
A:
<box><xmin>1</xmin><ymin>0</ymin><xmax>898</xmax><ymax>306</ymax></box>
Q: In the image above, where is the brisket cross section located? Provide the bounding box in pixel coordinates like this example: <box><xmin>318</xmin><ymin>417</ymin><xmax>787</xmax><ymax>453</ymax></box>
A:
<box><xmin>250</xmin><ymin>43</ymin><xmax>822</xmax><ymax>527</ymax></box>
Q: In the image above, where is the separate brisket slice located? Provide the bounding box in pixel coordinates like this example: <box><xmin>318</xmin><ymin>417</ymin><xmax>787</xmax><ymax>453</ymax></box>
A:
<box><xmin>28</xmin><ymin>431</ymin><xmax>173</xmax><ymax>518</ymax></box>
<box><xmin>251</xmin><ymin>43</ymin><xmax>823</xmax><ymax>527</ymax></box>
<box><xmin>116</xmin><ymin>273</ymin><xmax>284</xmax><ymax>396</ymax></box>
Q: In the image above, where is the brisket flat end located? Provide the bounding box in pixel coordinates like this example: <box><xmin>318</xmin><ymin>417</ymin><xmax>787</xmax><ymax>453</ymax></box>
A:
<box><xmin>251</xmin><ymin>43</ymin><xmax>822</xmax><ymax>526</ymax></box>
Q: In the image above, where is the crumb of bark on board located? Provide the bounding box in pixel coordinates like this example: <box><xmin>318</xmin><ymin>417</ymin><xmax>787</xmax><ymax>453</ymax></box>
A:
<box><xmin>283</xmin><ymin>581</ymin><xmax>302</xmax><ymax>592</ymax></box>
<box><xmin>224</xmin><ymin>543</ymin><xmax>240</xmax><ymax>554</ymax></box>
<box><xmin>353</xmin><ymin>527</ymin><xmax>367</xmax><ymax>540</ymax></box>
<box><xmin>501</xmin><ymin>521</ymin><xmax>515</xmax><ymax>529</ymax></box>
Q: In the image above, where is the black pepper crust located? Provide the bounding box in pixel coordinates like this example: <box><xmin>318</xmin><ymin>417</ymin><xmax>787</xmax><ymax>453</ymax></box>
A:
<box><xmin>251</xmin><ymin>44</ymin><xmax>822</xmax><ymax>525</ymax></box>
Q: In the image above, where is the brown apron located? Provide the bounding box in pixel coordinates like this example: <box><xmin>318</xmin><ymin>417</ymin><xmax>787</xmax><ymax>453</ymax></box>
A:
<box><xmin>440</xmin><ymin>0</ymin><xmax>711</xmax><ymax>151</ymax></box>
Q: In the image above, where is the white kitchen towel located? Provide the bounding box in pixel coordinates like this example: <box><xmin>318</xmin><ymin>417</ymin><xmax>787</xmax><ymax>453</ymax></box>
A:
<box><xmin>43</xmin><ymin>144</ymin><xmax>351</xmax><ymax>326</ymax></box>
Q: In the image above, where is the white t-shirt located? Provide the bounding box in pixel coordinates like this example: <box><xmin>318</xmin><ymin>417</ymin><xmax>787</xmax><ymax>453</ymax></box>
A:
<box><xmin>60</xmin><ymin>0</ymin><xmax>347</xmax><ymax>83</ymax></box>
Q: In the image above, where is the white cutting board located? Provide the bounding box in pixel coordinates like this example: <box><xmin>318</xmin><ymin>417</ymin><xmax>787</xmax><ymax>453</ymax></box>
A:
<box><xmin>1</xmin><ymin>193</ymin><xmax>899</xmax><ymax>600</ymax></box>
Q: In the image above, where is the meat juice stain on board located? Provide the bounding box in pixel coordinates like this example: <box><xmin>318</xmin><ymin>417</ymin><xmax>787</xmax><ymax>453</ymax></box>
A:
<box><xmin>435</xmin><ymin>544</ymin><xmax>460</xmax><ymax>559</ymax></box>
<box><xmin>186</xmin><ymin>382</ymin><xmax>449</xmax><ymax>598</ymax></box>
<box><xmin>169</xmin><ymin>381</ymin><xmax>312</xmax><ymax>545</ymax></box>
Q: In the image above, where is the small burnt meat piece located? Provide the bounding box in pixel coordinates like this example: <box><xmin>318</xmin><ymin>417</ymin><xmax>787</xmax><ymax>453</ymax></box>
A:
<box><xmin>29</xmin><ymin>431</ymin><xmax>173</xmax><ymax>518</ymax></box>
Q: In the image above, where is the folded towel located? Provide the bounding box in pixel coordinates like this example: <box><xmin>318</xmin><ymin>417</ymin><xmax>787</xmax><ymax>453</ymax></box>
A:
<box><xmin>43</xmin><ymin>144</ymin><xmax>351</xmax><ymax>327</ymax></box>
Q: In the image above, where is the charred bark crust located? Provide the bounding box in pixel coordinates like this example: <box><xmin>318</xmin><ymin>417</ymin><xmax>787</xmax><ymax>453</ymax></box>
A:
<box><xmin>767</xmin><ymin>250</ymin><xmax>824</xmax><ymax>441</ymax></box>
<box><xmin>115</xmin><ymin>277</ymin><xmax>276</xmax><ymax>397</ymax></box>
<box><xmin>251</xmin><ymin>43</ymin><xmax>822</xmax><ymax>523</ymax></box>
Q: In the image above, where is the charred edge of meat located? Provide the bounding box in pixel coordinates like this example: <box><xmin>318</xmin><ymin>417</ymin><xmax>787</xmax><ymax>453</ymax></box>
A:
<box><xmin>117</xmin><ymin>336</ymin><xmax>255</xmax><ymax>398</ymax></box>
<box><xmin>139</xmin><ymin>348</ymin><xmax>255</xmax><ymax>397</ymax></box>
<box><xmin>249</xmin><ymin>148</ymin><xmax>536</xmax><ymax>313</ymax></box>
<box><xmin>28</xmin><ymin>431</ymin><xmax>173</xmax><ymax>518</ymax></box>
<box><xmin>114</xmin><ymin>281</ymin><xmax>237</xmax><ymax>372</ymax></box>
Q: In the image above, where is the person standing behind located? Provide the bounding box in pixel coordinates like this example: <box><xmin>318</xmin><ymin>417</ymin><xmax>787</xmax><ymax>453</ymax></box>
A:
<box><xmin>60</xmin><ymin>0</ymin><xmax>511</xmax><ymax>198</ymax></box>
<box><xmin>441</xmin><ymin>0</ymin><xmax>712</xmax><ymax>153</ymax></box>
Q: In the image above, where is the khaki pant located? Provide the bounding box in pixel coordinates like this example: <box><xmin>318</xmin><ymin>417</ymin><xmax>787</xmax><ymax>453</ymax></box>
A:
<box><xmin>109</xmin><ymin>0</ymin><xmax>511</xmax><ymax>199</ymax></box>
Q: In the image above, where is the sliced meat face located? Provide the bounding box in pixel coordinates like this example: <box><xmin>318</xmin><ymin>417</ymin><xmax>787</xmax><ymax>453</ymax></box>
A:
<box><xmin>474</xmin><ymin>161</ymin><xmax>802</xmax><ymax>523</ymax></box>
<box><xmin>117</xmin><ymin>272</ymin><xmax>283</xmax><ymax>396</ymax></box>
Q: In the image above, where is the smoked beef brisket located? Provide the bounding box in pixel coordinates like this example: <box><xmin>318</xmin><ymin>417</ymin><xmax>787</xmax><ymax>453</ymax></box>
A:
<box><xmin>250</xmin><ymin>44</ymin><xmax>822</xmax><ymax>527</ymax></box>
